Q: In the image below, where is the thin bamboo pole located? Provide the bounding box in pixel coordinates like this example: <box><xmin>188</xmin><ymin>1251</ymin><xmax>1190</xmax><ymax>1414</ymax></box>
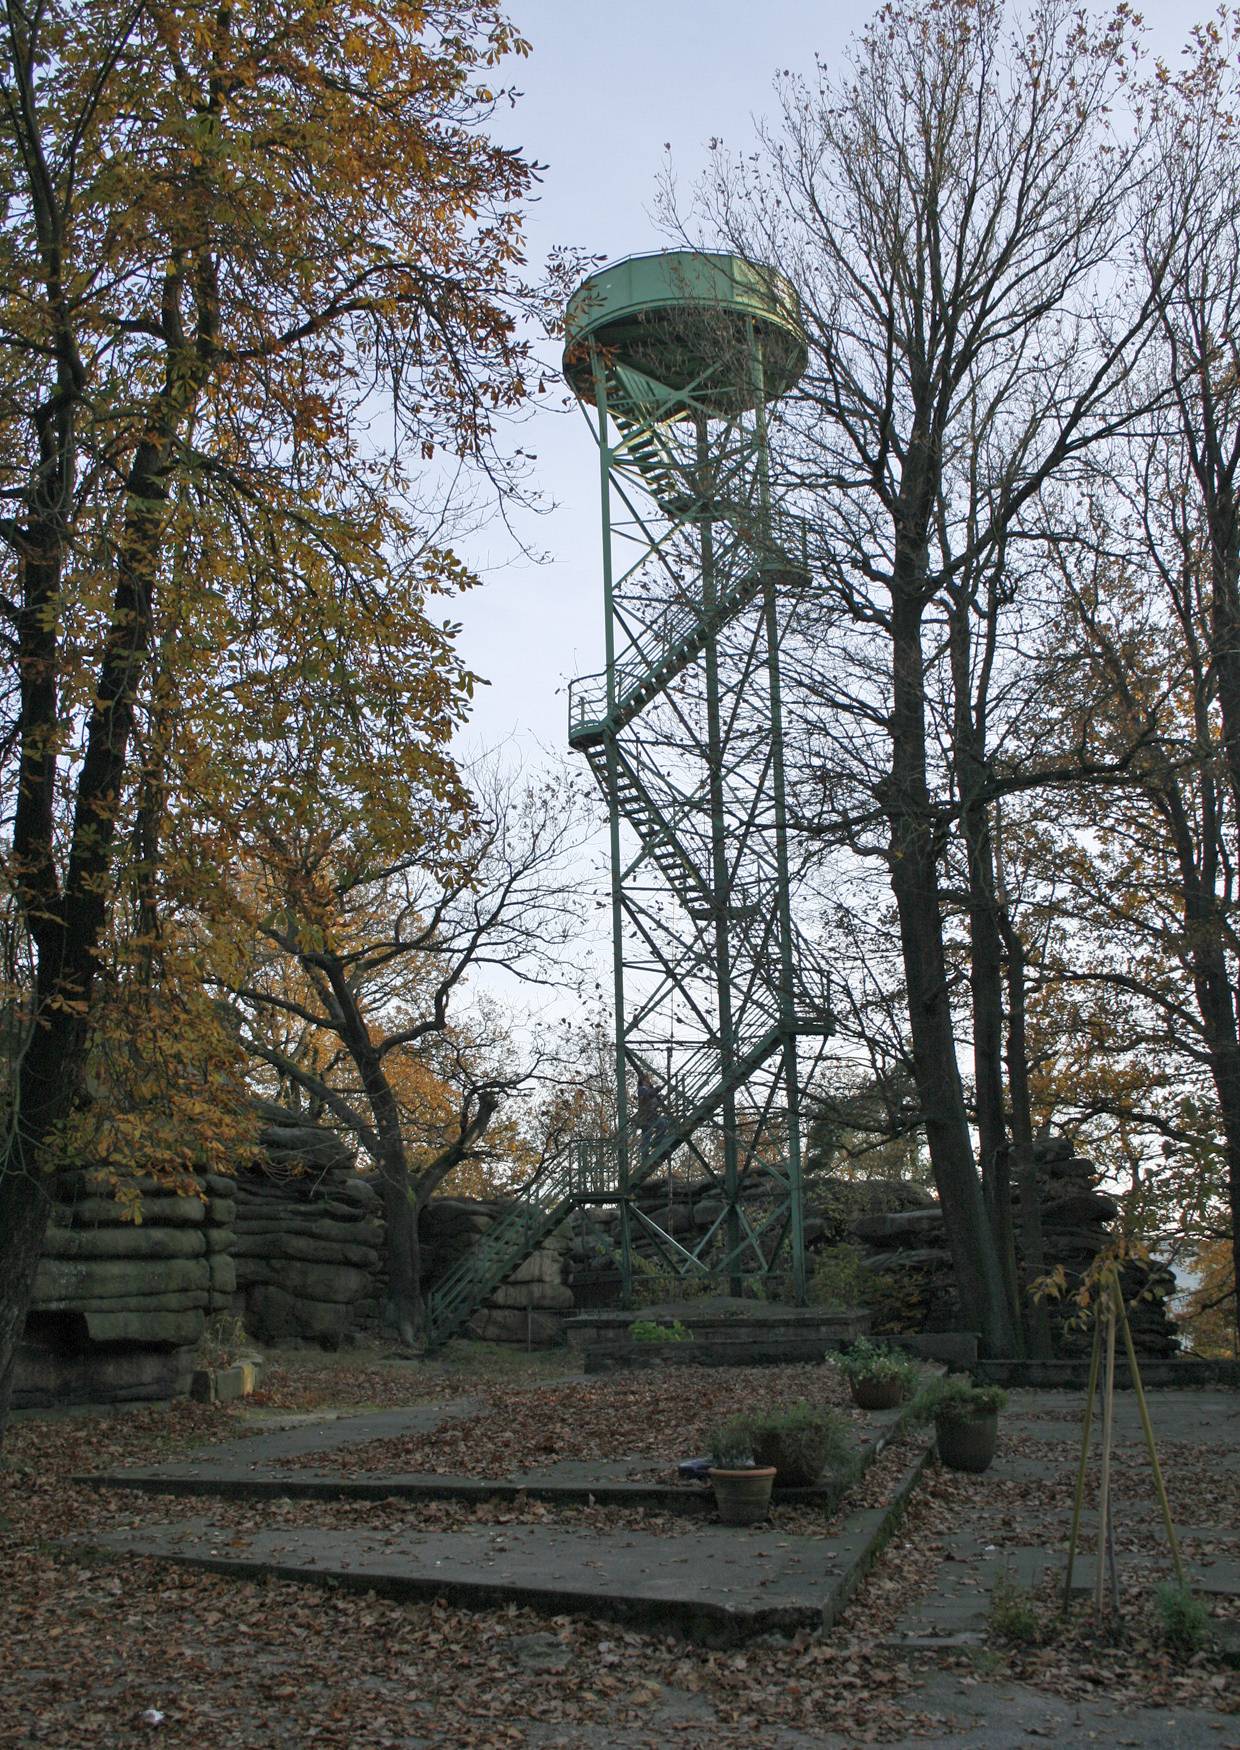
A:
<box><xmin>1063</xmin><ymin>1305</ymin><xmax>1103</xmax><ymax>1613</ymax></box>
<box><xmin>1113</xmin><ymin>1272</ymin><xmax>1187</xmax><ymax>1588</ymax></box>
<box><xmin>1106</xmin><ymin>1482</ymin><xmax>1123</xmax><ymax>1620</ymax></box>
<box><xmin>1095</xmin><ymin>1287</ymin><xmax>1118</xmax><ymax>1620</ymax></box>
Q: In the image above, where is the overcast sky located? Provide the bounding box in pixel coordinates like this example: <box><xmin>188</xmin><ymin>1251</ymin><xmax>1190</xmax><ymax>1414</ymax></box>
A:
<box><xmin>448</xmin><ymin>0</ymin><xmax>1206</xmax><ymax>769</ymax></box>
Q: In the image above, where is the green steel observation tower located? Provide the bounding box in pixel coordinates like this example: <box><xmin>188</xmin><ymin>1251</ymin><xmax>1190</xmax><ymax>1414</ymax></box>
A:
<box><xmin>423</xmin><ymin>251</ymin><xmax>832</xmax><ymax>1346</ymax></box>
<box><xmin>563</xmin><ymin>250</ymin><xmax>832</xmax><ymax>1304</ymax></box>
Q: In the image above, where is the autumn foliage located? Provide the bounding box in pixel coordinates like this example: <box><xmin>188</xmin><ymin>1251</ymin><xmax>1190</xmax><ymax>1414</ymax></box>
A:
<box><xmin>0</xmin><ymin>0</ymin><xmax>541</xmax><ymax>1432</ymax></box>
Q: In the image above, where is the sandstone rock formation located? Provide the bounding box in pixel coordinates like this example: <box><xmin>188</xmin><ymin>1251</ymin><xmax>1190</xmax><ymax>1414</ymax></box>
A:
<box><xmin>230</xmin><ymin>1107</ymin><xmax>382</xmax><ymax>1345</ymax></box>
<box><xmin>16</xmin><ymin>1168</ymin><xmax>237</xmax><ymax>1408</ymax></box>
<box><xmin>564</xmin><ymin>1171</ymin><xmax>936</xmax><ymax>1306</ymax></box>
<box><xmin>850</xmin><ymin>1137</ymin><xmax>1179</xmax><ymax>1355</ymax></box>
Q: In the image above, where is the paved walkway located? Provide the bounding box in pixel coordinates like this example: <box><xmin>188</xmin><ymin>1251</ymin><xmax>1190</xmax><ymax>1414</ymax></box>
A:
<box><xmin>891</xmin><ymin>1388</ymin><xmax>1240</xmax><ymax>1651</ymax></box>
<box><xmin>118</xmin><ymin>1397</ymin><xmax>486</xmax><ymax>1470</ymax></box>
<box><xmin>84</xmin><ymin>1391</ymin><xmax>911</xmax><ymax>1509</ymax></box>
<box><xmin>81</xmin><ymin>1392</ymin><xmax>926</xmax><ymax>1643</ymax></box>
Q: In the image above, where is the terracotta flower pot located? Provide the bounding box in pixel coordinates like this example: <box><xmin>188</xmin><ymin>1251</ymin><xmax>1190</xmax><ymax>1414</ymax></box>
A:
<box><xmin>850</xmin><ymin>1376</ymin><xmax>905</xmax><ymax>1411</ymax></box>
<box><xmin>935</xmin><ymin>1411</ymin><xmax>999</xmax><ymax>1473</ymax></box>
<box><xmin>708</xmin><ymin>1465</ymin><xmax>777</xmax><ymax>1525</ymax></box>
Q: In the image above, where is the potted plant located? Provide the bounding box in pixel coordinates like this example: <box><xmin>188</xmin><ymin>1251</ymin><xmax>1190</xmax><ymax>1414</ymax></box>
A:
<box><xmin>707</xmin><ymin>1416</ymin><xmax>776</xmax><ymax>1524</ymax></box>
<box><xmin>747</xmin><ymin>1402</ymin><xmax>852</xmax><ymax>1488</ymax></box>
<box><xmin>917</xmin><ymin>1377</ymin><xmax>1008</xmax><ymax>1473</ymax></box>
<box><xmin>190</xmin><ymin>1315</ymin><xmax>262</xmax><ymax>1405</ymax></box>
<box><xmin>831</xmin><ymin>1337</ymin><xmax>919</xmax><ymax>1410</ymax></box>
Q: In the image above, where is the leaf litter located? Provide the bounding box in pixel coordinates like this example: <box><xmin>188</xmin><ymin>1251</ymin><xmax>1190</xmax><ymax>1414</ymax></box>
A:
<box><xmin>2</xmin><ymin>1366</ymin><xmax>1236</xmax><ymax>1745</ymax></box>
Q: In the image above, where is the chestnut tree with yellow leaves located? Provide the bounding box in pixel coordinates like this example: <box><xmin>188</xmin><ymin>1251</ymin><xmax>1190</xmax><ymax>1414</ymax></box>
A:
<box><xmin>0</xmin><ymin>0</ymin><xmax>542</xmax><ymax>1436</ymax></box>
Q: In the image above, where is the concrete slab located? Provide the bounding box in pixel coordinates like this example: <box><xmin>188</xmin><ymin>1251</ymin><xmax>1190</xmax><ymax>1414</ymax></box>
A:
<box><xmin>1002</xmin><ymin>1387</ymin><xmax>1240</xmax><ymax>1466</ymax></box>
<box><xmin>79</xmin><ymin>1437</ymin><xmax>934</xmax><ymax>1646</ymax></box>
<box><xmin>84</xmin><ymin>1515</ymin><xmax>841</xmax><ymax>1644</ymax></box>
<box><xmin>878</xmin><ymin>1668</ymin><xmax>1240</xmax><ymax>1749</ymax></box>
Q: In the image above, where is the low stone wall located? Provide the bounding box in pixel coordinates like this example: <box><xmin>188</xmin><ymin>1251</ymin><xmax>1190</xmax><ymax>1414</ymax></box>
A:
<box><xmin>570</xmin><ymin>1304</ymin><xmax>871</xmax><ymax>1372</ymax></box>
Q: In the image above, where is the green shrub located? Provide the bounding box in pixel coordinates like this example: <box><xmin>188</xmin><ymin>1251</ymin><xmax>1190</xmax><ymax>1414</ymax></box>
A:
<box><xmin>630</xmin><ymin>1318</ymin><xmax>694</xmax><ymax>1343</ymax></box>
<box><xmin>989</xmin><ymin>1574</ymin><xmax>1045</xmax><ymax>1646</ymax></box>
<box><xmin>912</xmin><ymin>1376</ymin><xmax>1008</xmax><ymax>1424</ymax></box>
<box><xmin>866</xmin><ymin>1265</ymin><xmax>932</xmax><ymax>1333</ymax></box>
<box><xmin>748</xmin><ymin>1401</ymin><xmax>853</xmax><ymax>1483</ymax></box>
<box><xmin>709</xmin><ymin>1415</ymin><xmax>756</xmax><ymax>1468</ymax></box>
<box><xmin>1154</xmin><ymin>1582</ymin><xmax>1212</xmax><ymax>1656</ymax></box>
<box><xmin>830</xmin><ymin>1336</ymin><xmax>918</xmax><ymax>1388</ymax></box>
<box><xmin>807</xmin><ymin>1243</ymin><xmax>869</xmax><ymax>1309</ymax></box>
<box><xmin>807</xmin><ymin>1242</ymin><xmax>928</xmax><ymax>1332</ymax></box>
<box><xmin>629</xmin><ymin>1253</ymin><xmax>714</xmax><ymax>1306</ymax></box>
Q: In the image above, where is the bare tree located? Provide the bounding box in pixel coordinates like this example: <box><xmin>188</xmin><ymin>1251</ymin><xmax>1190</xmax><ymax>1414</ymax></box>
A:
<box><xmin>1136</xmin><ymin>15</ymin><xmax>1240</xmax><ymax>1343</ymax></box>
<box><xmin>681</xmin><ymin>0</ymin><xmax>1164</xmax><ymax>1351</ymax></box>
<box><xmin>226</xmin><ymin>768</ymin><xmax>590</xmax><ymax>1347</ymax></box>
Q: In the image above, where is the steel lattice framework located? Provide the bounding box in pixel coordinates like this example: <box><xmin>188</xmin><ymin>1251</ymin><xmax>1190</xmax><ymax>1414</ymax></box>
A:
<box><xmin>564</xmin><ymin>251</ymin><xmax>833</xmax><ymax>1303</ymax></box>
<box><xmin>423</xmin><ymin>251</ymin><xmax>833</xmax><ymax>1347</ymax></box>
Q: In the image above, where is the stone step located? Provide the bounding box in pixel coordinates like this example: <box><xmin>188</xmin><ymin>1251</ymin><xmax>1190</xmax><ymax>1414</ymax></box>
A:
<box><xmin>81</xmin><ymin>1518</ymin><xmax>837</xmax><ymax>1645</ymax></box>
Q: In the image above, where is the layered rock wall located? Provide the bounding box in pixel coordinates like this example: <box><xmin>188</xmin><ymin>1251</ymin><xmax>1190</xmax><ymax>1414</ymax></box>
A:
<box><xmin>850</xmin><ymin>1137</ymin><xmax>1179</xmax><ymax>1355</ymax></box>
<box><xmin>564</xmin><ymin>1172</ymin><xmax>936</xmax><ymax>1304</ymax></box>
<box><xmin>230</xmin><ymin>1106</ymin><xmax>383</xmax><ymax>1345</ymax></box>
<box><xmin>16</xmin><ymin>1109</ymin><xmax>383</xmax><ymax>1405</ymax></box>
<box><xmin>16</xmin><ymin>1169</ymin><xmax>237</xmax><ymax>1408</ymax></box>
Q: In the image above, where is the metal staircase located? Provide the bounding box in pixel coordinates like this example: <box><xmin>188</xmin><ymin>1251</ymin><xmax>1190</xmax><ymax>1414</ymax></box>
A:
<box><xmin>568</xmin><ymin>570</ymin><xmax>766</xmax><ymax>749</ymax></box>
<box><xmin>424</xmin><ymin>1016</ymin><xmax>791</xmax><ymax>1347</ymax></box>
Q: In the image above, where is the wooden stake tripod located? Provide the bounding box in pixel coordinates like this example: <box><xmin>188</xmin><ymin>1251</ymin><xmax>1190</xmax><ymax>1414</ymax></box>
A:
<box><xmin>1063</xmin><ymin>1261</ymin><xmax>1186</xmax><ymax>1621</ymax></box>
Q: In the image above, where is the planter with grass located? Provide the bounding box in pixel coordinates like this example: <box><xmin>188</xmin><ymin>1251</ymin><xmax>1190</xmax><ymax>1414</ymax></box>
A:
<box><xmin>917</xmin><ymin>1377</ymin><xmax>1008</xmax><ymax>1473</ymax></box>
<box><xmin>831</xmin><ymin>1337</ymin><xmax>918</xmax><ymax>1410</ymax></box>
<box><xmin>746</xmin><ymin>1402</ymin><xmax>852</xmax><ymax>1489</ymax></box>
<box><xmin>706</xmin><ymin>1417</ymin><xmax>776</xmax><ymax>1524</ymax></box>
<box><xmin>190</xmin><ymin>1315</ymin><xmax>262</xmax><ymax>1405</ymax></box>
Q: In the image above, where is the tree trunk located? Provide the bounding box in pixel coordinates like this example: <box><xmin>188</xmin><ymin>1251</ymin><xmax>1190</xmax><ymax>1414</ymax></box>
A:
<box><xmin>0</xmin><ymin>1164</ymin><xmax>53</xmax><ymax>1443</ymax></box>
<box><xmin>379</xmin><ymin>1149</ymin><xmax>422</xmax><ymax>1350</ymax></box>
<box><xmin>887</xmin><ymin>591</ymin><xmax>1018</xmax><ymax>1355</ymax></box>
<box><xmin>961</xmin><ymin>797</ymin><xmax>1023</xmax><ymax>1345</ymax></box>
<box><xmin>997</xmin><ymin>904</ymin><xmax>1054</xmax><ymax>1358</ymax></box>
<box><xmin>1203</xmin><ymin>510</ymin><xmax>1240</xmax><ymax>1352</ymax></box>
<box><xmin>1208</xmin><ymin>1035</ymin><xmax>1240</xmax><ymax>1358</ymax></box>
<box><xmin>0</xmin><ymin>1011</ymin><xmax>83</xmax><ymax>1442</ymax></box>
<box><xmin>357</xmin><ymin>1049</ymin><xmax>423</xmax><ymax>1348</ymax></box>
<box><xmin>0</xmin><ymin>416</ymin><xmax>191</xmax><ymax>1447</ymax></box>
<box><xmin>1177</xmin><ymin>870</ymin><xmax>1240</xmax><ymax>1356</ymax></box>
